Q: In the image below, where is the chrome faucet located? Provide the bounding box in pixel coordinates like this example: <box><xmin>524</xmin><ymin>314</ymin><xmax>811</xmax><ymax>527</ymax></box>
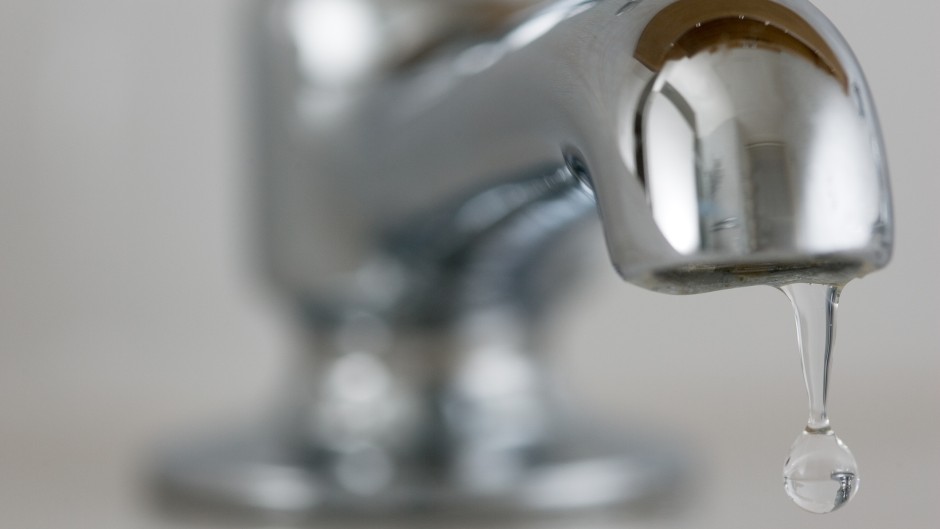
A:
<box><xmin>157</xmin><ymin>0</ymin><xmax>892</xmax><ymax>516</ymax></box>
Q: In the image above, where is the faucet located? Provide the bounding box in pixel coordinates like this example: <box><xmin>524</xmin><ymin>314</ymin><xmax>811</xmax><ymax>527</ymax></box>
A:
<box><xmin>157</xmin><ymin>0</ymin><xmax>892</xmax><ymax>516</ymax></box>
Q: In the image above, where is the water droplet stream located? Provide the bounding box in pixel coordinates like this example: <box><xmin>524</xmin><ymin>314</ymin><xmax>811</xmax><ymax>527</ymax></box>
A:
<box><xmin>780</xmin><ymin>283</ymin><xmax>859</xmax><ymax>514</ymax></box>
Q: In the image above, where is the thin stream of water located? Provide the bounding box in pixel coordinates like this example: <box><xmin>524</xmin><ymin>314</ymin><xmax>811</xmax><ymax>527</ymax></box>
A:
<box><xmin>780</xmin><ymin>283</ymin><xmax>859</xmax><ymax>514</ymax></box>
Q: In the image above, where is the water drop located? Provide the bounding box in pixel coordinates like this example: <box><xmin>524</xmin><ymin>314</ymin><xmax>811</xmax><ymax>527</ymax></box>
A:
<box><xmin>779</xmin><ymin>283</ymin><xmax>859</xmax><ymax>513</ymax></box>
<box><xmin>783</xmin><ymin>428</ymin><xmax>859</xmax><ymax>513</ymax></box>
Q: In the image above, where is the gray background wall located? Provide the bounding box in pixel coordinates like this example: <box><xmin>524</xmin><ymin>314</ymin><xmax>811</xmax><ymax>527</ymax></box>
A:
<box><xmin>1</xmin><ymin>1</ymin><xmax>937</xmax><ymax>528</ymax></box>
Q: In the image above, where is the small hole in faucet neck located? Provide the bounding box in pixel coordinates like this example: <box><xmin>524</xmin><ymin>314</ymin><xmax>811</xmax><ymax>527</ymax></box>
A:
<box><xmin>563</xmin><ymin>146</ymin><xmax>593</xmax><ymax>192</ymax></box>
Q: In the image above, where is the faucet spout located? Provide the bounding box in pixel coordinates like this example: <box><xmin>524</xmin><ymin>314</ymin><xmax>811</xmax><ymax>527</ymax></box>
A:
<box><xmin>603</xmin><ymin>0</ymin><xmax>893</xmax><ymax>293</ymax></box>
<box><xmin>260</xmin><ymin>0</ymin><xmax>892</xmax><ymax>310</ymax></box>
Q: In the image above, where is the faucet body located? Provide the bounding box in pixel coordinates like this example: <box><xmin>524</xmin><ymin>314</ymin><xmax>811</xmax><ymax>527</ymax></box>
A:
<box><xmin>157</xmin><ymin>0</ymin><xmax>892</xmax><ymax>515</ymax></box>
<box><xmin>260</xmin><ymin>0</ymin><xmax>891</xmax><ymax>311</ymax></box>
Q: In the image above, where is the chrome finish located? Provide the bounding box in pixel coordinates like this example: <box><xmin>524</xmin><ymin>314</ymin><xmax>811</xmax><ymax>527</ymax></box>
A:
<box><xmin>157</xmin><ymin>0</ymin><xmax>892</xmax><ymax>517</ymax></box>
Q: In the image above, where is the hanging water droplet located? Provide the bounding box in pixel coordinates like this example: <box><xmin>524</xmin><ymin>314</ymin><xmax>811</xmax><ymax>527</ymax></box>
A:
<box><xmin>783</xmin><ymin>428</ymin><xmax>859</xmax><ymax>513</ymax></box>
<box><xmin>779</xmin><ymin>283</ymin><xmax>860</xmax><ymax>513</ymax></box>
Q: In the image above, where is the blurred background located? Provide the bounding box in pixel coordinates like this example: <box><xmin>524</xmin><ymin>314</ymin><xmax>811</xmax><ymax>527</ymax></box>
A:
<box><xmin>1</xmin><ymin>0</ymin><xmax>937</xmax><ymax>528</ymax></box>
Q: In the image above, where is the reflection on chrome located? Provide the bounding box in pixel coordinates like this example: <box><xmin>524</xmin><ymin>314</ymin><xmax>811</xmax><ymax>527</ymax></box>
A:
<box><xmin>157</xmin><ymin>0</ymin><xmax>893</xmax><ymax>517</ymax></box>
<box><xmin>289</xmin><ymin>0</ymin><xmax>382</xmax><ymax>85</ymax></box>
<box><xmin>639</xmin><ymin>45</ymin><xmax>885</xmax><ymax>258</ymax></box>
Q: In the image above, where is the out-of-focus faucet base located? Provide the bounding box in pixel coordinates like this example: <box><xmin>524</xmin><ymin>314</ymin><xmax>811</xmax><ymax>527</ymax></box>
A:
<box><xmin>155</xmin><ymin>300</ymin><xmax>685</xmax><ymax>517</ymax></box>
<box><xmin>153</xmin><ymin>419</ymin><xmax>683</xmax><ymax>517</ymax></box>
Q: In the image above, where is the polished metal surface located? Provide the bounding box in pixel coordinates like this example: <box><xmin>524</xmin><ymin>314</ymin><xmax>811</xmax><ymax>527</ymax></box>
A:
<box><xmin>157</xmin><ymin>0</ymin><xmax>893</xmax><ymax>517</ymax></box>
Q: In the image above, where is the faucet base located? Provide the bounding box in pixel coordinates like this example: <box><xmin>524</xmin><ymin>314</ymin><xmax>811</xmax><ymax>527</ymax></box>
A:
<box><xmin>153</xmin><ymin>419</ymin><xmax>683</xmax><ymax>519</ymax></box>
